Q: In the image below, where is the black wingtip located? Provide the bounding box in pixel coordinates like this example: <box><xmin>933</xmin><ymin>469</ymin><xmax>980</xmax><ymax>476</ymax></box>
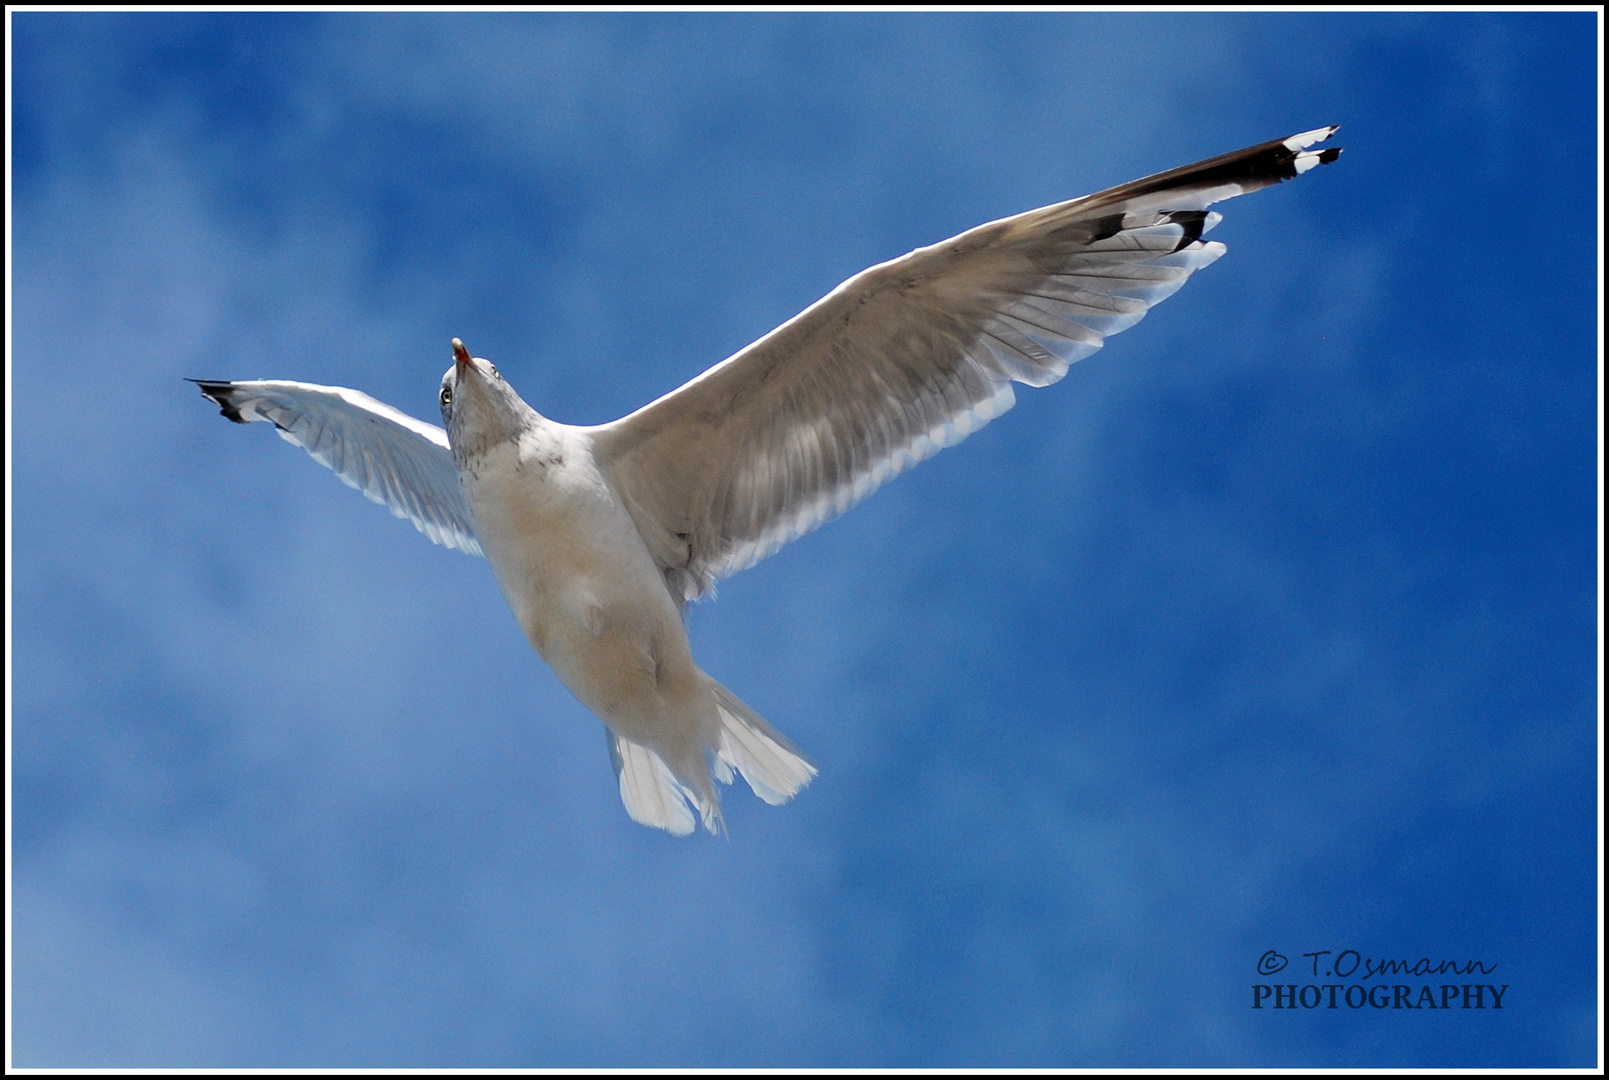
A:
<box><xmin>1076</xmin><ymin>125</ymin><xmax>1342</xmax><ymax>217</ymax></box>
<box><xmin>187</xmin><ymin>378</ymin><xmax>249</xmax><ymax>423</ymax></box>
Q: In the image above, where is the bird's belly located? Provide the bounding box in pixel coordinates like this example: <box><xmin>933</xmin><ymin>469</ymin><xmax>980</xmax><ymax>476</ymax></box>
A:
<box><xmin>462</xmin><ymin>442</ymin><xmax>701</xmax><ymax>746</ymax></box>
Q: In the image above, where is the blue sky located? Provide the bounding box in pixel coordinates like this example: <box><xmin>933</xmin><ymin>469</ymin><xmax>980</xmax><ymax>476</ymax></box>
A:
<box><xmin>8</xmin><ymin>12</ymin><xmax>1599</xmax><ymax>1068</ymax></box>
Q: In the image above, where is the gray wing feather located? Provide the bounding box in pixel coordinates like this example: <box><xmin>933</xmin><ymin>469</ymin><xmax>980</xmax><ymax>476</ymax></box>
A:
<box><xmin>592</xmin><ymin>128</ymin><xmax>1340</xmax><ymax>601</ymax></box>
<box><xmin>192</xmin><ymin>379</ymin><xmax>483</xmax><ymax>557</ymax></box>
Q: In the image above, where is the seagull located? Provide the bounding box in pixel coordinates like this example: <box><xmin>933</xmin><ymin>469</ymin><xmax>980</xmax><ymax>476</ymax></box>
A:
<box><xmin>194</xmin><ymin>127</ymin><xmax>1341</xmax><ymax>836</ymax></box>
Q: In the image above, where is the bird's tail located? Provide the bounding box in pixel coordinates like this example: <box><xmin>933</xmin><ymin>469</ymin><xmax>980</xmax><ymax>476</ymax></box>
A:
<box><xmin>606</xmin><ymin>676</ymin><xmax>817</xmax><ymax>836</ymax></box>
<box><xmin>608</xmin><ymin>730</ymin><xmax>719</xmax><ymax>836</ymax></box>
<box><xmin>704</xmin><ymin>674</ymin><xmax>819</xmax><ymax>807</ymax></box>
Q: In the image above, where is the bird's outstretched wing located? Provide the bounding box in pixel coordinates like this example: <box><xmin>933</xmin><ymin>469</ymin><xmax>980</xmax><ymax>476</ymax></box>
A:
<box><xmin>592</xmin><ymin>127</ymin><xmax>1341</xmax><ymax>602</ymax></box>
<box><xmin>191</xmin><ymin>379</ymin><xmax>483</xmax><ymax>556</ymax></box>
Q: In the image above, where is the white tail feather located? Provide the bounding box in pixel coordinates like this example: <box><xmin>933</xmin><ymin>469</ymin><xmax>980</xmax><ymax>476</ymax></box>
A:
<box><xmin>706</xmin><ymin>676</ymin><xmax>818</xmax><ymax>806</ymax></box>
<box><xmin>609</xmin><ymin>732</ymin><xmax>710</xmax><ymax>836</ymax></box>
<box><xmin>604</xmin><ymin>679</ymin><xmax>815</xmax><ymax>835</ymax></box>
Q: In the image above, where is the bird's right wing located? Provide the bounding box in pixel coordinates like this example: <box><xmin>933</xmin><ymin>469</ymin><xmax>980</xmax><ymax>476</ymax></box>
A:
<box><xmin>192</xmin><ymin>379</ymin><xmax>483</xmax><ymax>556</ymax></box>
<box><xmin>593</xmin><ymin>127</ymin><xmax>1341</xmax><ymax>602</ymax></box>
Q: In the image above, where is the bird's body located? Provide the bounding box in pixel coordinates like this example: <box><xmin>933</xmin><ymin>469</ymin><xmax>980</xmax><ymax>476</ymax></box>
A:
<box><xmin>194</xmin><ymin>127</ymin><xmax>1341</xmax><ymax>835</ymax></box>
<box><xmin>462</xmin><ymin>422</ymin><xmax>672</xmax><ymax>729</ymax></box>
<box><xmin>456</xmin><ymin>403</ymin><xmax>730</xmax><ymax>827</ymax></box>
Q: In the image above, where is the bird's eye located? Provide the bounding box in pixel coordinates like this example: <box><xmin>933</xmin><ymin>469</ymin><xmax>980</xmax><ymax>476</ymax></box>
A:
<box><xmin>440</xmin><ymin>385</ymin><xmax>453</xmax><ymax>407</ymax></box>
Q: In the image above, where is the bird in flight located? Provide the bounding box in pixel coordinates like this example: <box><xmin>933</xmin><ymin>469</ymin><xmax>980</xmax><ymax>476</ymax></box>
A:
<box><xmin>195</xmin><ymin>127</ymin><xmax>1341</xmax><ymax>836</ymax></box>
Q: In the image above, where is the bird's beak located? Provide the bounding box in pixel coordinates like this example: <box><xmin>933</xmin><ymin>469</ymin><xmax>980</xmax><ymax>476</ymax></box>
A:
<box><xmin>452</xmin><ymin>337</ymin><xmax>472</xmax><ymax>371</ymax></box>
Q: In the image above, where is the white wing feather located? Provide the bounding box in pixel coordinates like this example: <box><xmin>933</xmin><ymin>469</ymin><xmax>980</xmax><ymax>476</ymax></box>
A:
<box><xmin>592</xmin><ymin>127</ymin><xmax>1340</xmax><ymax>601</ymax></box>
<box><xmin>192</xmin><ymin>379</ymin><xmax>483</xmax><ymax>556</ymax></box>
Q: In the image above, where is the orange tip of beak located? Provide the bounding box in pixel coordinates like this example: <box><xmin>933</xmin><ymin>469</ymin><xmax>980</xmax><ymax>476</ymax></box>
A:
<box><xmin>452</xmin><ymin>338</ymin><xmax>471</xmax><ymax>367</ymax></box>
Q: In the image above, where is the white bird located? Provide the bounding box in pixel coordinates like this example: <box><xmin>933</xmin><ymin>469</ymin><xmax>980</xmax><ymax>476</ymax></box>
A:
<box><xmin>194</xmin><ymin>127</ymin><xmax>1341</xmax><ymax>835</ymax></box>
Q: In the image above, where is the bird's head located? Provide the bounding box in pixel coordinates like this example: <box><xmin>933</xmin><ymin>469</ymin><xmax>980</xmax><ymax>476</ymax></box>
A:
<box><xmin>440</xmin><ymin>337</ymin><xmax>539</xmax><ymax>462</ymax></box>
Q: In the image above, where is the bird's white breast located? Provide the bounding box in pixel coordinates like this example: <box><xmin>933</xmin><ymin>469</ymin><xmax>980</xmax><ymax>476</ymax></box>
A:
<box><xmin>457</xmin><ymin>423</ymin><xmax>687</xmax><ymax>736</ymax></box>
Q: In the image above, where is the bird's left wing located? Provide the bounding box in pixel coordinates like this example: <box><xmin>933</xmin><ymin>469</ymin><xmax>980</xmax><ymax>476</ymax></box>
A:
<box><xmin>192</xmin><ymin>379</ymin><xmax>483</xmax><ymax>556</ymax></box>
<box><xmin>592</xmin><ymin>127</ymin><xmax>1340</xmax><ymax>601</ymax></box>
